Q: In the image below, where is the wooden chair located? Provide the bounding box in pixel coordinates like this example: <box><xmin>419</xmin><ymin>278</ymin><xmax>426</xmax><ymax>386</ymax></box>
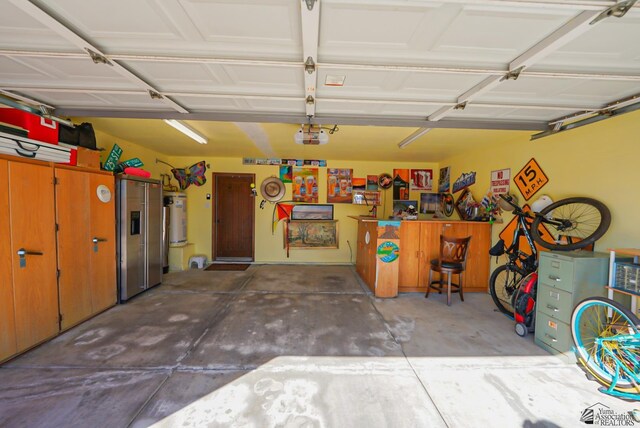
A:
<box><xmin>425</xmin><ymin>235</ymin><xmax>472</xmax><ymax>306</ymax></box>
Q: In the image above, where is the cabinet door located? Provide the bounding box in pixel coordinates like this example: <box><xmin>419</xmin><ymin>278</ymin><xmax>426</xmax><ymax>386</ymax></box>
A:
<box><xmin>398</xmin><ymin>222</ymin><xmax>421</xmax><ymax>289</ymax></box>
<box><xmin>461</xmin><ymin>223</ymin><xmax>491</xmax><ymax>292</ymax></box>
<box><xmin>55</xmin><ymin>168</ymin><xmax>92</xmax><ymax>330</ymax></box>
<box><xmin>418</xmin><ymin>223</ymin><xmax>440</xmax><ymax>289</ymax></box>
<box><xmin>9</xmin><ymin>161</ymin><xmax>59</xmax><ymax>351</ymax></box>
<box><xmin>0</xmin><ymin>159</ymin><xmax>17</xmax><ymax>361</ymax></box>
<box><xmin>89</xmin><ymin>173</ymin><xmax>116</xmax><ymax>312</ymax></box>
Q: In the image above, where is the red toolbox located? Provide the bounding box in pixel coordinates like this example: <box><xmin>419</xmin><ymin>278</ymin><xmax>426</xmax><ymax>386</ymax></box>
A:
<box><xmin>0</xmin><ymin>108</ymin><xmax>58</xmax><ymax>144</ymax></box>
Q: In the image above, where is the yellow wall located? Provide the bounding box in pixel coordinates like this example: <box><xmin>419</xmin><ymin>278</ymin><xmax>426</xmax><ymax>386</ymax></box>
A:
<box><xmin>441</xmin><ymin>110</ymin><xmax>640</xmax><ymax>255</ymax></box>
<box><xmin>164</xmin><ymin>157</ymin><xmax>439</xmax><ymax>263</ymax></box>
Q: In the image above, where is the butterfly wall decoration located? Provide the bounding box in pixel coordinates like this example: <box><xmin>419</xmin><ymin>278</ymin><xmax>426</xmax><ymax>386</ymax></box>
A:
<box><xmin>157</xmin><ymin>159</ymin><xmax>208</xmax><ymax>190</ymax></box>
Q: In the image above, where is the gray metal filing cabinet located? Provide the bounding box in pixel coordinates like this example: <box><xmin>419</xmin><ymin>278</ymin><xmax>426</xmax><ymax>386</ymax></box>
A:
<box><xmin>535</xmin><ymin>251</ymin><xmax>610</xmax><ymax>359</ymax></box>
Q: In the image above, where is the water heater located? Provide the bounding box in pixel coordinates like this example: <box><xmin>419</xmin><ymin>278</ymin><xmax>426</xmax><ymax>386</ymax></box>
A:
<box><xmin>165</xmin><ymin>192</ymin><xmax>187</xmax><ymax>246</ymax></box>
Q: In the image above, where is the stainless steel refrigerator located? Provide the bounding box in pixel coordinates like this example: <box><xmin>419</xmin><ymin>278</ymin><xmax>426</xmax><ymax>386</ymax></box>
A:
<box><xmin>116</xmin><ymin>176</ymin><xmax>163</xmax><ymax>302</ymax></box>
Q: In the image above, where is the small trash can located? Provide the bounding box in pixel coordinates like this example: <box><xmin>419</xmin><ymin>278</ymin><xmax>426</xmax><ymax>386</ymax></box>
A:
<box><xmin>188</xmin><ymin>255</ymin><xmax>207</xmax><ymax>269</ymax></box>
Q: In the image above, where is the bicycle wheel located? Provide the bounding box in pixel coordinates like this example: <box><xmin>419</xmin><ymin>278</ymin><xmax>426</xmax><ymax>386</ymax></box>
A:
<box><xmin>489</xmin><ymin>264</ymin><xmax>527</xmax><ymax>316</ymax></box>
<box><xmin>572</xmin><ymin>297</ymin><xmax>640</xmax><ymax>392</ymax></box>
<box><xmin>531</xmin><ymin>197</ymin><xmax>610</xmax><ymax>251</ymax></box>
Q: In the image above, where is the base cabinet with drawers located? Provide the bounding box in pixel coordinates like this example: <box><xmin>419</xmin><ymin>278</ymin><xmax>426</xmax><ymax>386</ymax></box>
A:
<box><xmin>535</xmin><ymin>251</ymin><xmax>610</xmax><ymax>359</ymax></box>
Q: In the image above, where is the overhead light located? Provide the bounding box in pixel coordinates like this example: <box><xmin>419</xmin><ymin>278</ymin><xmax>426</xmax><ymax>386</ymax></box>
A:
<box><xmin>163</xmin><ymin>119</ymin><xmax>207</xmax><ymax>144</ymax></box>
<box><xmin>397</xmin><ymin>128</ymin><xmax>432</xmax><ymax>149</ymax></box>
<box><xmin>294</xmin><ymin>123</ymin><xmax>330</xmax><ymax>145</ymax></box>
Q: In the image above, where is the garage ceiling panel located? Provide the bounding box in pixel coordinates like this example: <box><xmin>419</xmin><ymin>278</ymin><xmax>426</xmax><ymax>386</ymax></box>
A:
<box><xmin>316</xmin><ymin>99</ymin><xmax>439</xmax><ymax>118</ymax></box>
<box><xmin>1</xmin><ymin>56</ymin><xmax>140</xmax><ymax>89</ymax></box>
<box><xmin>0</xmin><ymin>1</ymin><xmax>74</xmax><ymax>50</ymax></box>
<box><xmin>532</xmin><ymin>11</ymin><xmax>640</xmax><ymax>73</ymax></box>
<box><xmin>316</xmin><ymin>69</ymin><xmax>487</xmax><ymax>101</ymax></box>
<box><xmin>478</xmin><ymin>77</ymin><xmax>640</xmax><ymax>107</ymax></box>
<box><xmin>448</xmin><ymin>105</ymin><xmax>574</xmax><ymax>122</ymax></box>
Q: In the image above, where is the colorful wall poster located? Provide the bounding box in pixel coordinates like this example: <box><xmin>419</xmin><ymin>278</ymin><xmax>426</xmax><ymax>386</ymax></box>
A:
<box><xmin>292</xmin><ymin>167</ymin><xmax>318</xmax><ymax>203</ymax></box>
<box><xmin>352</xmin><ymin>177</ymin><xmax>366</xmax><ymax>191</ymax></box>
<box><xmin>420</xmin><ymin>193</ymin><xmax>439</xmax><ymax>214</ymax></box>
<box><xmin>452</xmin><ymin>171</ymin><xmax>476</xmax><ymax>193</ymax></box>
<box><xmin>410</xmin><ymin>169</ymin><xmax>433</xmax><ymax>191</ymax></box>
<box><xmin>366</xmin><ymin>175</ymin><xmax>379</xmax><ymax>191</ymax></box>
<box><xmin>327</xmin><ymin>168</ymin><xmax>353</xmax><ymax>203</ymax></box>
<box><xmin>438</xmin><ymin>166</ymin><xmax>451</xmax><ymax>193</ymax></box>
<box><xmin>490</xmin><ymin>168</ymin><xmax>510</xmax><ymax>195</ymax></box>
<box><xmin>393</xmin><ymin>169</ymin><xmax>410</xmax><ymax>200</ymax></box>
<box><xmin>279</xmin><ymin>165</ymin><xmax>292</xmax><ymax>183</ymax></box>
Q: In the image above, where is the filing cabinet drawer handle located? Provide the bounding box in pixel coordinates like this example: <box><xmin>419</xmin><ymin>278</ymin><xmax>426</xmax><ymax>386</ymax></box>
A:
<box><xmin>548</xmin><ymin>275</ymin><xmax>561</xmax><ymax>282</ymax></box>
<box><xmin>544</xmin><ymin>333</ymin><xmax>558</xmax><ymax>343</ymax></box>
<box><xmin>546</xmin><ymin>304</ymin><xmax>559</xmax><ymax>312</ymax></box>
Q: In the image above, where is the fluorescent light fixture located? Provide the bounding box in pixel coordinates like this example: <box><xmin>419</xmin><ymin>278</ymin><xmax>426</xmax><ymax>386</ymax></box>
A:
<box><xmin>397</xmin><ymin>128</ymin><xmax>431</xmax><ymax>149</ymax></box>
<box><xmin>163</xmin><ymin>119</ymin><xmax>207</xmax><ymax>144</ymax></box>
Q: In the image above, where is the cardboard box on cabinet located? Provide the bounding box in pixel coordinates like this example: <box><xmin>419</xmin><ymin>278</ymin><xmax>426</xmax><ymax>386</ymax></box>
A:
<box><xmin>76</xmin><ymin>147</ymin><xmax>100</xmax><ymax>169</ymax></box>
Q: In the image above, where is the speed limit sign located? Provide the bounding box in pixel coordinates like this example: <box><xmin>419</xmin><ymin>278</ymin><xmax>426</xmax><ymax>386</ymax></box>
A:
<box><xmin>514</xmin><ymin>158</ymin><xmax>548</xmax><ymax>200</ymax></box>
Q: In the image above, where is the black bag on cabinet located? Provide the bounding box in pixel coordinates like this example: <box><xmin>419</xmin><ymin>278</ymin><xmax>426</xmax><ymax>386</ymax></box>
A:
<box><xmin>58</xmin><ymin>122</ymin><xmax>97</xmax><ymax>150</ymax></box>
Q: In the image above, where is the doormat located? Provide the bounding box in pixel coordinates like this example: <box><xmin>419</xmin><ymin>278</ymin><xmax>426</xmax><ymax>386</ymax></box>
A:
<box><xmin>205</xmin><ymin>263</ymin><xmax>250</xmax><ymax>271</ymax></box>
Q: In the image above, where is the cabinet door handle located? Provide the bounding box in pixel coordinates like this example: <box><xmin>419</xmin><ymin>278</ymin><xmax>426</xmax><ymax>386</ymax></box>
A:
<box><xmin>416</xmin><ymin>250</ymin><xmax>420</xmax><ymax>259</ymax></box>
<box><xmin>92</xmin><ymin>237</ymin><xmax>108</xmax><ymax>253</ymax></box>
<box><xmin>544</xmin><ymin>333</ymin><xmax>558</xmax><ymax>343</ymax></box>
<box><xmin>546</xmin><ymin>304</ymin><xmax>559</xmax><ymax>312</ymax></box>
<box><xmin>548</xmin><ymin>275</ymin><xmax>561</xmax><ymax>282</ymax></box>
<box><xmin>17</xmin><ymin>248</ymin><xmax>43</xmax><ymax>268</ymax></box>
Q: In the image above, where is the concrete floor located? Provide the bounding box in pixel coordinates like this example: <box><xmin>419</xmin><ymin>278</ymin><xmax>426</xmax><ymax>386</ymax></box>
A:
<box><xmin>0</xmin><ymin>265</ymin><xmax>636</xmax><ymax>427</ymax></box>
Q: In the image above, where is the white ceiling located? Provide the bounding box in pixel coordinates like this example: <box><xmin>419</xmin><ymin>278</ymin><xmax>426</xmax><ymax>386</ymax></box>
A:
<box><xmin>0</xmin><ymin>0</ymin><xmax>639</xmax><ymax>158</ymax></box>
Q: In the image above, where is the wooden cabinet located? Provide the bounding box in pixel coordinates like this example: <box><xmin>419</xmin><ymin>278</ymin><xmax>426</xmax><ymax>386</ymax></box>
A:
<box><xmin>5</xmin><ymin>160</ymin><xmax>59</xmax><ymax>353</ymax></box>
<box><xmin>0</xmin><ymin>155</ymin><xmax>117</xmax><ymax>362</ymax></box>
<box><xmin>398</xmin><ymin>221</ymin><xmax>490</xmax><ymax>293</ymax></box>
<box><xmin>354</xmin><ymin>218</ymin><xmax>491</xmax><ymax>296</ymax></box>
<box><xmin>88</xmin><ymin>172</ymin><xmax>117</xmax><ymax>313</ymax></box>
<box><xmin>0</xmin><ymin>159</ymin><xmax>17</xmax><ymax>361</ymax></box>
<box><xmin>55</xmin><ymin>168</ymin><xmax>116</xmax><ymax>330</ymax></box>
<box><xmin>355</xmin><ymin>219</ymin><xmax>377</xmax><ymax>293</ymax></box>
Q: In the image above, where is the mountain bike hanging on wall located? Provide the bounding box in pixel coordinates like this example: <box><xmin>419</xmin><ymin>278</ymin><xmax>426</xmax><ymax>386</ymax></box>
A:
<box><xmin>489</xmin><ymin>194</ymin><xmax>611</xmax><ymax>316</ymax></box>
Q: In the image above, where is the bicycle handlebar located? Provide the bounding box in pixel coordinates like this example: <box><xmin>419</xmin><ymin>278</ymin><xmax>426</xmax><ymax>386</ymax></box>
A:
<box><xmin>499</xmin><ymin>194</ymin><xmax>519</xmax><ymax>210</ymax></box>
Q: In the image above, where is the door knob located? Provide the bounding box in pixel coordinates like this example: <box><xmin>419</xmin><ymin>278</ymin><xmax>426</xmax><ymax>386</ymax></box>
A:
<box><xmin>92</xmin><ymin>237</ymin><xmax>107</xmax><ymax>252</ymax></box>
<box><xmin>17</xmin><ymin>248</ymin><xmax>43</xmax><ymax>268</ymax></box>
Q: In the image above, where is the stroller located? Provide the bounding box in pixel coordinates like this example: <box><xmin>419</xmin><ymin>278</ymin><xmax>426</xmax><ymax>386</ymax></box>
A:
<box><xmin>513</xmin><ymin>272</ymin><xmax>538</xmax><ymax>337</ymax></box>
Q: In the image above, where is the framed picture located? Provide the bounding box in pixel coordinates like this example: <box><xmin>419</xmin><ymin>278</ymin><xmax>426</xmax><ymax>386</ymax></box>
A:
<box><xmin>285</xmin><ymin>220</ymin><xmax>338</xmax><ymax>249</ymax></box>
<box><xmin>292</xmin><ymin>167</ymin><xmax>318</xmax><ymax>203</ymax></box>
<box><xmin>410</xmin><ymin>169</ymin><xmax>433</xmax><ymax>191</ymax></box>
<box><xmin>392</xmin><ymin>200</ymin><xmax>418</xmax><ymax>217</ymax></box>
<box><xmin>327</xmin><ymin>168</ymin><xmax>353</xmax><ymax>203</ymax></box>
<box><xmin>420</xmin><ymin>193</ymin><xmax>439</xmax><ymax>214</ymax></box>
<box><xmin>352</xmin><ymin>191</ymin><xmax>381</xmax><ymax>205</ymax></box>
<box><xmin>291</xmin><ymin>204</ymin><xmax>334</xmax><ymax>220</ymax></box>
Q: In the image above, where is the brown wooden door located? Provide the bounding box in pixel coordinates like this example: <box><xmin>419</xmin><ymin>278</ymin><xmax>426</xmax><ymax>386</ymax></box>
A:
<box><xmin>213</xmin><ymin>173</ymin><xmax>255</xmax><ymax>261</ymax></box>
<box><xmin>55</xmin><ymin>168</ymin><xmax>92</xmax><ymax>330</ymax></box>
<box><xmin>0</xmin><ymin>159</ymin><xmax>17</xmax><ymax>361</ymax></box>
<box><xmin>9</xmin><ymin>161</ymin><xmax>59</xmax><ymax>352</ymax></box>
<box><xmin>89</xmin><ymin>173</ymin><xmax>117</xmax><ymax>313</ymax></box>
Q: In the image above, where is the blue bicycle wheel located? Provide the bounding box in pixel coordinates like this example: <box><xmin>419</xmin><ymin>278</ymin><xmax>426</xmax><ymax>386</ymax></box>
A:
<box><xmin>571</xmin><ymin>297</ymin><xmax>640</xmax><ymax>392</ymax></box>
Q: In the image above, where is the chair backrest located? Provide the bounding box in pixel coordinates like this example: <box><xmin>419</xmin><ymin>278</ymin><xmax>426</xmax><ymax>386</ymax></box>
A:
<box><xmin>440</xmin><ymin>235</ymin><xmax>471</xmax><ymax>264</ymax></box>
